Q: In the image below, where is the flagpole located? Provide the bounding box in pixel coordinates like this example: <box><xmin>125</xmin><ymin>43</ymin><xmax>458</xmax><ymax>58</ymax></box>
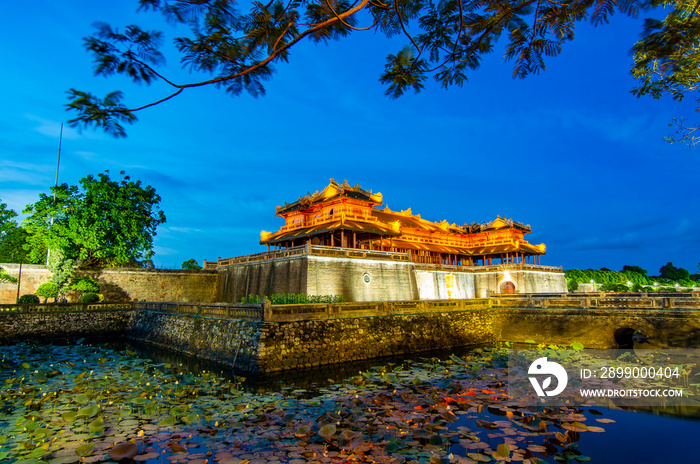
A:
<box><xmin>46</xmin><ymin>122</ymin><xmax>63</xmax><ymax>266</ymax></box>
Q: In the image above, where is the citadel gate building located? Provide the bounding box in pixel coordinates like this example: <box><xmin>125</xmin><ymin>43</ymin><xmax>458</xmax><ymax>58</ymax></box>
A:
<box><xmin>205</xmin><ymin>180</ymin><xmax>566</xmax><ymax>302</ymax></box>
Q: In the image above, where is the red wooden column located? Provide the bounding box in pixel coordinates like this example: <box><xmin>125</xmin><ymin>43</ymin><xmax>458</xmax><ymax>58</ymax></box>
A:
<box><xmin>341</xmin><ymin>229</ymin><xmax>345</xmax><ymax>248</ymax></box>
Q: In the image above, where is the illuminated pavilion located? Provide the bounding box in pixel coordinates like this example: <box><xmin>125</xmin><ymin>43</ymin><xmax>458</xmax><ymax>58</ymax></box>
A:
<box><xmin>259</xmin><ymin>178</ymin><xmax>547</xmax><ymax>267</ymax></box>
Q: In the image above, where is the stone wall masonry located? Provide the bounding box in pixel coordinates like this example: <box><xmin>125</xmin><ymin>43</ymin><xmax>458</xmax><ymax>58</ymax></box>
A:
<box><xmin>0</xmin><ymin>264</ymin><xmax>52</xmax><ymax>303</ymax></box>
<box><xmin>98</xmin><ymin>268</ymin><xmax>218</xmax><ymax>302</ymax></box>
<box><xmin>256</xmin><ymin>309</ymin><xmax>495</xmax><ymax>372</ymax></box>
<box><xmin>217</xmin><ymin>256</ymin><xmax>307</xmax><ymax>303</ymax></box>
<box><xmin>0</xmin><ymin>264</ymin><xmax>219</xmax><ymax>304</ymax></box>
<box><xmin>306</xmin><ymin>255</ymin><xmax>419</xmax><ymax>302</ymax></box>
<box><xmin>127</xmin><ymin>310</ymin><xmax>263</xmax><ymax>373</ymax></box>
<box><xmin>0</xmin><ymin>304</ymin><xmax>133</xmax><ymax>343</ymax></box>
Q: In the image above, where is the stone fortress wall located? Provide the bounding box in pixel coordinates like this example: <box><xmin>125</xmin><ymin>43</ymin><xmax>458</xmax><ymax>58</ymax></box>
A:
<box><xmin>0</xmin><ymin>264</ymin><xmax>218</xmax><ymax>304</ymax></box>
<box><xmin>1</xmin><ymin>250</ymin><xmax>565</xmax><ymax>304</ymax></box>
<box><xmin>215</xmin><ymin>250</ymin><xmax>566</xmax><ymax>303</ymax></box>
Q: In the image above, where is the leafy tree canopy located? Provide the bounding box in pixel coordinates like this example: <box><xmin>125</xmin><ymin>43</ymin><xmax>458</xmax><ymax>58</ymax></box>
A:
<box><xmin>0</xmin><ymin>201</ymin><xmax>17</xmax><ymax>238</ymax></box>
<box><xmin>22</xmin><ymin>171</ymin><xmax>166</xmax><ymax>267</ymax></box>
<box><xmin>622</xmin><ymin>264</ymin><xmax>648</xmax><ymax>275</ymax></box>
<box><xmin>36</xmin><ymin>282</ymin><xmax>60</xmax><ymax>303</ymax></box>
<box><xmin>66</xmin><ymin>0</ymin><xmax>698</xmax><ymax>138</ymax></box>
<box><xmin>0</xmin><ymin>201</ymin><xmax>40</xmax><ymax>264</ymax></box>
<box><xmin>181</xmin><ymin>258</ymin><xmax>202</xmax><ymax>270</ymax></box>
<box><xmin>659</xmin><ymin>261</ymin><xmax>690</xmax><ymax>280</ymax></box>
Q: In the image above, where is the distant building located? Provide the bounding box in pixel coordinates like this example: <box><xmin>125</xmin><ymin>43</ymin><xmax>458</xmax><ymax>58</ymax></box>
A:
<box><xmin>207</xmin><ymin>179</ymin><xmax>566</xmax><ymax>301</ymax></box>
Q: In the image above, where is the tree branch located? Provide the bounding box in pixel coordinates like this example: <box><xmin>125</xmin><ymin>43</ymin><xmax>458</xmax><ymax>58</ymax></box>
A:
<box><xmin>119</xmin><ymin>0</ymin><xmax>372</xmax><ymax>114</ymax></box>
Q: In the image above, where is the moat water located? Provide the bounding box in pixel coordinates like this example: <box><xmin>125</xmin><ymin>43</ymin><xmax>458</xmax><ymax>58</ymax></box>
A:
<box><xmin>1</xmin><ymin>339</ymin><xmax>699</xmax><ymax>464</ymax></box>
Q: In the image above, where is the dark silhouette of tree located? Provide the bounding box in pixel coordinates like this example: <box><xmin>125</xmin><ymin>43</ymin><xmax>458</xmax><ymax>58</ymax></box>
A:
<box><xmin>659</xmin><ymin>262</ymin><xmax>690</xmax><ymax>281</ymax></box>
<box><xmin>65</xmin><ymin>0</ymin><xmax>698</xmax><ymax>138</ymax></box>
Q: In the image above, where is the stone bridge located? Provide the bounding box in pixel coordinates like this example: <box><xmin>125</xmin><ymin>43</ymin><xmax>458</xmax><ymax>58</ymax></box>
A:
<box><xmin>491</xmin><ymin>293</ymin><xmax>700</xmax><ymax>348</ymax></box>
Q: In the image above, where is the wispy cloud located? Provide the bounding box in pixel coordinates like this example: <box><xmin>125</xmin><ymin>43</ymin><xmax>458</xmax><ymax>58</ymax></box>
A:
<box><xmin>0</xmin><ymin>189</ymin><xmax>45</xmax><ymax>216</ymax></box>
<box><xmin>0</xmin><ymin>160</ymin><xmax>54</xmax><ymax>186</ymax></box>
<box><xmin>153</xmin><ymin>245</ymin><xmax>179</xmax><ymax>256</ymax></box>
<box><xmin>24</xmin><ymin>114</ymin><xmax>80</xmax><ymax>140</ymax></box>
<box><xmin>167</xmin><ymin>226</ymin><xmax>205</xmax><ymax>234</ymax></box>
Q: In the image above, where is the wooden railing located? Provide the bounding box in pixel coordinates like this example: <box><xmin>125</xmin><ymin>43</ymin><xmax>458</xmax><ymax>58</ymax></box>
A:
<box><xmin>207</xmin><ymin>246</ymin><xmax>559</xmax><ymax>270</ymax></box>
<box><xmin>279</xmin><ymin>212</ymin><xmax>379</xmax><ymax>232</ymax></box>
<box><xmin>413</xmin><ymin>263</ymin><xmax>564</xmax><ymax>272</ymax></box>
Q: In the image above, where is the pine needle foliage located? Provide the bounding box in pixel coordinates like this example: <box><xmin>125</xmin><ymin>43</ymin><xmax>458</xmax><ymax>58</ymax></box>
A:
<box><xmin>65</xmin><ymin>0</ymin><xmax>698</xmax><ymax>138</ymax></box>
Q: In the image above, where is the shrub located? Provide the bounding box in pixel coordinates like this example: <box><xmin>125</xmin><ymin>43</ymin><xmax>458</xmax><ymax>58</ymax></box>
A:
<box><xmin>69</xmin><ymin>277</ymin><xmax>100</xmax><ymax>293</ymax></box>
<box><xmin>599</xmin><ymin>283</ymin><xmax>630</xmax><ymax>292</ymax></box>
<box><xmin>36</xmin><ymin>282</ymin><xmax>59</xmax><ymax>302</ymax></box>
<box><xmin>18</xmin><ymin>294</ymin><xmax>40</xmax><ymax>304</ymax></box>
<box><xmin>0</xmin><ymin>266</ymin><xmax>17</xmax><ymax>283</ymax></box>
<box><xmin>81</xmin><ymin>292</ymin><xmax>100</xmax><ymax>303</ymax></box>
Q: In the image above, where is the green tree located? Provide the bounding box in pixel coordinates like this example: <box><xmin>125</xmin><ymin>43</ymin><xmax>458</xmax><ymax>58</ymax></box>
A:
<box><xmin>36</xmin><ymin>282</ymin><xmax>59</xmax><ymax>303</ymax></box>
<box><xmin>22</xmin><ymin>171</ymin><xmax>166</xmax><ymax>267</ymax></box>
<box><xmin>181</xmin><ymin>259</ymin><xmax>202</xmax><ymax>270</ymax></box>
<box><xmin>0</xmin><ymin>201</ymin><xmax>17</xmax><ymax>238</ymax></box>
<box><xmin>631</xmin><ymin>0</ymin><xmax>700</xmax><ymax>147</ymax></box>
<box><xmin>47</xmin><ymin>248</ymin><xmax>75</xmax><ymax>299</ymax></box>
<box><xmin>0</xmin><ymin>227</ymin><xmax>41</xmax><ymax>264</ymax></box>
<box><xmin>66</xmin><ymin>0</ymin><xmax>695</xmax><ymax>137</ymax></box>
<box><xmin>622</xmin><ymin>265</ymin><xmax>648</xmax><ymax>276</ymax></box>
<box><xmin>69</xmin><ymin>277</ymin><xmax>100</xmax><ymax>294</ymax></box>
<box><xmin>659</xmin><ymin>261</ymin><xmax>690</xmax><ymax>281</ymax></box>
<box><xmin>0</xmin><ymin>266</ymin><xmax>17</xmax><ymax>283</ymax></box>
<box><xmin>0</xmin><ymin>201</ymin><xmax>37</xmax><ymax>263</ymax></box>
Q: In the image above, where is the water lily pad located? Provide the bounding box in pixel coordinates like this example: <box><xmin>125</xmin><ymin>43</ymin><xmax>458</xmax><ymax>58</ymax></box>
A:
<box><xmin>318</xmin><ymin>424</ymin><xmax>336</xmax><ymax>440</ymax></box>
<box><xmin>88</xmin><ymin>417</ymin><xmax>105</xmax><ymax>433</ymax></box>
<box><xmin>75</xmin><ymin>443</ymin><xmax>95</xmax><ymax>457</ymax></box>
<box><xmin>467</xmin><ymin>453</ymin><xmax>492</xmax><ymax>462</ymax></box>
<box><xmin>108</xmin><ymin>443</ymin><xmax>139</xmax><ymax>460</ymax></box>
<box><xmin>76</xmin><ymin>404</ymin><xmax>99</xmax><ymax>418</ymax></box>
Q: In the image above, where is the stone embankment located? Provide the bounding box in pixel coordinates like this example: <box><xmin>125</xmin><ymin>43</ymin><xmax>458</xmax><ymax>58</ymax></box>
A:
<box><xmin>2</xmin><ymin>293</ymin><xmax>700</xmax><ymax>372</ymax></box>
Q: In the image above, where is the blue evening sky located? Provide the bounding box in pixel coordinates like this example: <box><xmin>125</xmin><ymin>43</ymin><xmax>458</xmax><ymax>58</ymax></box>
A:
<box><xmin>0</xmin><ymin>1</ymin><xmax>698</xmax><ymax>274</ymax></box>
